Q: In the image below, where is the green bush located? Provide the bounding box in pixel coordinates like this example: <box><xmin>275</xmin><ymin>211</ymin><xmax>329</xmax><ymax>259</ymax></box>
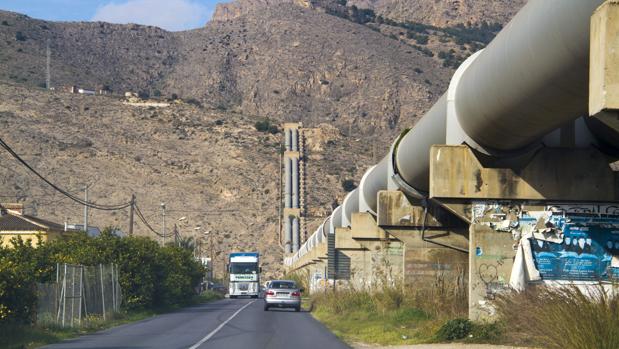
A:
<box><xmin>435</xmin><ymin>318</ymin><xmax>472</xmax><ymax>341</ymax></box>
<box><xmin>254</xmin><ymin>119</ymin><xmax>279</xmax><ymax>134</ymax></box>
<box><xmin>0</xmin><ymin>231</ymin><xmax>205</xmax><ymax>324</ymax></box>
<box><xmin>185</xmin><ymin>98</ymin><xmax>202</xmax><ymax>107</ymax></box>
<box><xmin>469</xmin><ymin>321</ymin><xmax>502</xmax><ymax>342</ymax></box>
<box><xmin>14</xmin><ymin>31</ymin><xmax>26</xmax><ymax>41</ymax></box>
<box><xmin>341</xmin><ymin>179</ymin><xmax>357</xmax><ymax>192</ymax></box>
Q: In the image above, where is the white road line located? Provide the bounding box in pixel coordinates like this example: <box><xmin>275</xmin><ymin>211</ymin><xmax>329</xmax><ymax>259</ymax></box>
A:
<box><xmin>187</xmin><ymin>300</ymin><xmax>256</xmax><ymax>349</ymax></box>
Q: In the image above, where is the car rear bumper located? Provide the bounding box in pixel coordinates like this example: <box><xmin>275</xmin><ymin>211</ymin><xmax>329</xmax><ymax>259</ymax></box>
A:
<box><xmin>264</xmin><ymin>298</ymin><xmax>301</xmax><ymax>307</ymax></box>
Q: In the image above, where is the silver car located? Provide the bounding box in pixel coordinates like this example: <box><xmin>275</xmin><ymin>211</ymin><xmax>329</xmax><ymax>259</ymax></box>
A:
<box><xmin>263</xmin><ymin>280</ymin><xmax>302</xmax><ymax>312</ymax></box>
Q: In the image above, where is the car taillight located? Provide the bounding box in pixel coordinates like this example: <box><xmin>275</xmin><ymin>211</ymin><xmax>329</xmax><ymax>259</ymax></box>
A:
<box><xmin>291</xmin><ymin>291</ymin><xmax>300</xmax><ymax>297</ymax></box>
<box><xmin>266</xmin><ymin>290</ymin><xmax>275</xmax><ymax>296</ymax></box>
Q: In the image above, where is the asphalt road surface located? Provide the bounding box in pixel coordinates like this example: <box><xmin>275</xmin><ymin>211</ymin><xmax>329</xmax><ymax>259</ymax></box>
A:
<box><xmin>43</xmin><ymin>298</ymin><xmax>350</xmax><ymax>349</ymax></box>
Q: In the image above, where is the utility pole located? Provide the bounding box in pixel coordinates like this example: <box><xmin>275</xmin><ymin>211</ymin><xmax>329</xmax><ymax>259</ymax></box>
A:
<box><xmin>128</xmin><ymin>194</ymin><xmax>135</xmax><ymax>235</ymax></box>
<box><xmin>210</xmin><ymin>232</ymin><xmax>214</xmax><ymax>281</ymax></box>
<box><xmin>174</xmin><ymin>224</ymin><xmax>179</xmax><ymax>247</ymax></box>
<box><xmin>46</xmin><ymin>39</ymin><xmax>51</xmax><ymax>90</ymax></box>
<box><xmin>160</xmin><ymin>202</ymin><xmax>166</xmax><ymax>246</ymax></box>
<box><xmin>83</xmin><ymin>186</ymin><xmax>88</xmax><ymax>234</ymax></box>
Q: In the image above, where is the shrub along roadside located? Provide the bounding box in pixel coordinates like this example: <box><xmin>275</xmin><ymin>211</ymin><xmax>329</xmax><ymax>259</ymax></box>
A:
<box><xmin>309</xmin><ymin>279</ymin><xmax>504</xmax><ymax>346</ymax></box>
<box><xmin>310</xmin><ymin>281</ymin><xmax>472</xmax><ymax>346</ymax></box>
<box><xmin>494</xmin><ymin>285</ymin><xmax>619</xmax><ymax>349</ymax></box>
<box><xmin>311</xmin><ymin>282</ymin><xmax>619</xmax><ymax>348</ymax></box>
<box><xmin>0</xmin><ymin>290</ymin><xmax>222</xmax><ymax>349</ymax></box>
<box><xmin>0</xmin><ymin>230</ymin><xmax>206</xmax><ymax>325</ymax></box>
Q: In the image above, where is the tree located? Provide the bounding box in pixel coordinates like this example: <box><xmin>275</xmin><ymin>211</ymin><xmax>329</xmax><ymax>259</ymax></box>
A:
<box><xmin>341</xmin><ymin>179</ymin><xmax>357</xmax><ymax>192</ymax></box>
<box><xmin>14</xmin><ymin>31</ymin><xmax>26</xmax><ymax>42</ymax></box>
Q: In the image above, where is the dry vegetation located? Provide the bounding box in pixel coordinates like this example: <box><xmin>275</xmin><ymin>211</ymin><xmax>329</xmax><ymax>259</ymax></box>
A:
<box><xmin>309</xmin><ymin>283</ymin><xmax>619</xmax><ymax>348</ymax></box>
<box><xmin>495</xmin><ymin>286</ymin><xmax>619</xmax><ymax>349</ymax></box>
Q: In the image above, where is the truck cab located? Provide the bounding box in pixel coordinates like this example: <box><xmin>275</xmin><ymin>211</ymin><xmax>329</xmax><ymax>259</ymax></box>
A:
<box><xmin>228</xmin><ymin>252</ymin><xmax>260</xmax><ymax>298</ymax></box>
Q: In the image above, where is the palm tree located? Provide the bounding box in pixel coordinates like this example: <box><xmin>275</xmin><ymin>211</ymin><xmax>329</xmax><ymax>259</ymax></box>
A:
<box><xmin>178</xmin><ymin>236</ymin><xmax>195</xmax><ymax>251</ymax></box>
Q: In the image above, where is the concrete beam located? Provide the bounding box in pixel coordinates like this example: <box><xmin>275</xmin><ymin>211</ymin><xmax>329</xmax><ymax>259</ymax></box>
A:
<box><xmin>335</xmin><ymin>227</ymin><xmax>365</xmax><ymax>250</ymax></box>
<box><xmin>350</xmin><ymin>212</ymin><xmax>390</xmax><ymax>240</ymax></box>
<box><xmin>283</xmin><ymin>208</ymin><xmax>302</xmax><ymax>217</ymax></box>
<box><xmin>590</xmin><ymin>1</ymin><xmax>619</xmax><ymax>149</ymax></box>
<box><xmin>283</xmin><ymin>151</ymin><xmax>300</xmax><ymax>158</ymax></box>
<box><xmin>429</xmin><ymin>145</ymin><xmax>618</xmax><ymax>201</ymax></box>
<box><xmin>287</xmin><ymin>240</ymin><xmax>328</xmax><ymax>271</ymax></box>
<box><xmin>283</xmin><ymin>122</ymin><xmax>302</xmax><ymax>130</ymax></box>
<box><xmin>377</xmin><ymin>190</ymin><xmax>464</xmax><ymax>228</ymax></box>
<box><xmin>591</xmin><ymin>1</ymin><xmax>619</xmax><ymax>114</ymax></box>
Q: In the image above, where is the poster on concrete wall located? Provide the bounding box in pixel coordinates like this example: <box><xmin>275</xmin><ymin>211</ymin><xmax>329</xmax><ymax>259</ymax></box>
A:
<box><xmin>531</xmin><ymin>216</ymin><xmax>619</xmax><ymax>281</ymax></box>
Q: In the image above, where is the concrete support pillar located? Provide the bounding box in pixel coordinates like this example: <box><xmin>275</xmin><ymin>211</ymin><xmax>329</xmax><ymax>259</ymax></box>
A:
<box><xmin>292</xmin><ymin>217</ymin><xmax>300</xmax><ymax>252</ymax></box>
<box><xmin>292</xmin><ymin>157</ymin><xmax>299</xmax><ymax>209</ymax></box>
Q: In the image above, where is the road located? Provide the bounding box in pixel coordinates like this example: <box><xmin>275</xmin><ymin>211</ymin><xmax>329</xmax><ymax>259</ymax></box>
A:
<box><xmin>43</xmin><ymin>298</ymin><xmax>350</xmax><ymax>349</ymax></box>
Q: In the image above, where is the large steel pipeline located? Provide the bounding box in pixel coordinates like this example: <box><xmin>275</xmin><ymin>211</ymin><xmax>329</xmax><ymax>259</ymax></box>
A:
<box><xmin>342</xmin><ymin>189</ymin><xmax>360</xmax><ymax>228</ymax></box>
<box><xmin>287</xmin><ymin>0</ymin><xmax>614</xmax><ymax>265</ymax></box>
<box><xmin>284</xmin><ymin>216</ymin><xmax>292</xmax><ymax>253</ymax></box>
<box><xmin>292</xmin><ymin>157</ymin><xmax>299</xmax><ymax>208</ymax></box>
<box><xmin>395</xmin><ymin>93</ymin><xmax>447</xmax><ymax>192</ymax></box>
<box><xmin>372</xmin><ymin>0</ymin><xmax>608</xmax><ymax>197</ymax></box>
<box><xmin>358</xmin><ymin>156</ymin><xmax>389</xmax><ymax>214</ymax></box>
<box><xmin>292</xmin><ymin>217</ymin><xmax>300</xmax><ymax>252</ymax></box>
<box><xmin>285</xmin><ymin>158</ymin><xmax>292</xmax><ymax>208</ymax></box>
<box><xmin>285</xmin><ymin>129</ymin><xmax>291</xmax><ymax>151</ymax></box>
<box><xmin>319</xmin><ymin>217</ymin><xmax>330</xmax><ymax>242</ymax></box>
<box><xmin>455</xmin><ymin>0</ymin><xmax>604</xmax><ymax>151</ymax></box>
<box><xmin>330</xmin><ymin>206</ymin><xmax>343</xmax><ymax>234</ymax></box>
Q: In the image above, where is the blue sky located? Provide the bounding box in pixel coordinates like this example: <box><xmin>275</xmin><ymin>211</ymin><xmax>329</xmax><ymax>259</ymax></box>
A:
<box><xmin>0</xmin><ymin>0</ymin><xmax>222</xmax><ymax>31</ymax></box>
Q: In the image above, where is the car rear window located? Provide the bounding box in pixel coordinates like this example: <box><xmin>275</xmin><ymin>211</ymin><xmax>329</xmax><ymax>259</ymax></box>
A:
<box><xmin>270</xmin><ymin>281</ymin><xmax>296</xmax><ymax>289</ymax></box>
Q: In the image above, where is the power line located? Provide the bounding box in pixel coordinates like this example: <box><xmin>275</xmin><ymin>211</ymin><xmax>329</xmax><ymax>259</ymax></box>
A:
<box><xmin>0</xmin><ymin>136</ymin><xmax>238</xmax><ymax>241</ymax></box>
<box><xmin>0</xmin><ymin>136</ymin><xmax>132</xmax><ymax>211</ymax></box>
<box><xmin>134</xmin><ymin>203</ymin><xmax>174</xmax><ymax>238</ymax></box>
<box><xmin>165</xmin><ymin>208</ymin><xmax>271</xmax><ymax>214</ymax></box>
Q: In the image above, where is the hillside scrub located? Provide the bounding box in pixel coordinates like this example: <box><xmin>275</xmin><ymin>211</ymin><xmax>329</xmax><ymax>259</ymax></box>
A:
<box><xmin>0</xmin><ymin>230</ymin><xmax>205</xmax><ymax>325</ymax></box>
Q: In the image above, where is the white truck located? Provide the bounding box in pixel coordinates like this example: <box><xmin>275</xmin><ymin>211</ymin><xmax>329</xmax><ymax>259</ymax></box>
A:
<box><xmin>228</xmin><ymin>252</ymin><xmax>260</xmax><ymax>298</ymax></box>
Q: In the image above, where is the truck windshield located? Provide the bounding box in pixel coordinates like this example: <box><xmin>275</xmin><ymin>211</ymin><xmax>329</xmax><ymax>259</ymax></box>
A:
<box><xmin>230</xmin><ymin>262</ymin><xmax>258</xmax><ymax>274</ymax></box>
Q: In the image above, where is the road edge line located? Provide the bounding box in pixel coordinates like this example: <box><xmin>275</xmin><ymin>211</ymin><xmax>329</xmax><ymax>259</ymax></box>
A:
<box><xmin>187</xmin><ymin>300</ymin><xmax>256</xmax><ymax>349</ymax></box>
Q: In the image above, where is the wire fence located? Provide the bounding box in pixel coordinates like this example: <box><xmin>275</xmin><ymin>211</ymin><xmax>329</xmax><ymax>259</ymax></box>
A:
<box><xmin>36</xmin><ymin>263</ymin><xmax>122</xmax><ymax>328</ymax></box>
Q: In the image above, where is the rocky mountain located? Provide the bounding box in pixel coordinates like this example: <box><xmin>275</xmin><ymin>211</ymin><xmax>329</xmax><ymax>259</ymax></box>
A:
<box><xmin>346</xmin><ymin>0</ymin><xmax>528</xmax><ymax>27</ymax></box>
<box><xmin>0</xmin><ymin>82</ymin><xmax>375</xmax><ymax>278</ymax></box>
<box><xmin>0</xmin><ymin>6</ymin><xmax>451</xmax><ymax>141</ymax></box>
<box><xmin>213</xmin><ymin>0</ymin><xmax>527</xmax><ymax>27</ymax></box>
<box><xmin>0</xmin><ymin>0</ymin><xmax>525</xmax><ymax>276</ymax></box>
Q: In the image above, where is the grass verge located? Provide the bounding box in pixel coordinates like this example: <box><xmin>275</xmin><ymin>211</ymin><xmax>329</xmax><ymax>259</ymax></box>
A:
<box><xmin>0</xmin><ymin>290</ymin><xmax>223</xmax><ymax>349</ymax></box>
<box><xmin>308</xmin><ymin>276</ymin><xmax>507</xmax><ymax>347</ymax></box>
<box><xmin>313</xmin><ymin>299</ymin><xmax>440</xmax><ymax>345</ymax></box>
<box><xmin>310</xmin><ymin>283</ymin><xmax>472</xmax><ymax>346</ymax></box>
